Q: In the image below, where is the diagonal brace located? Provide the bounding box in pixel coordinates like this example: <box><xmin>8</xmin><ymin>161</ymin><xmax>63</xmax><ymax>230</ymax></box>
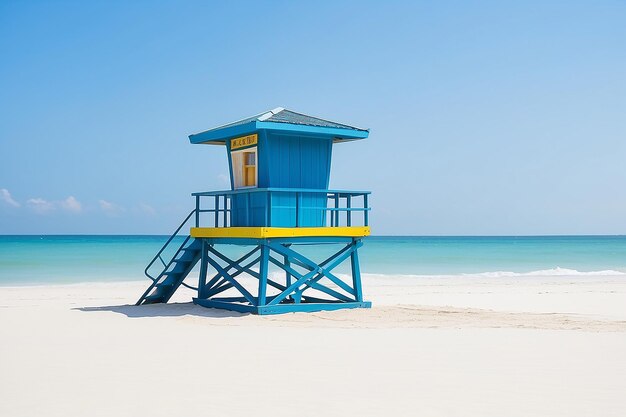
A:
<box><xmin>266</xmin><ymin>242</ymin><xmax>359</xmax><ymax>305</ymax></box>
<box><xmin>206</xmin><ymin>256</ymin><xmax>256</xmax><ymax>305</ymax></box>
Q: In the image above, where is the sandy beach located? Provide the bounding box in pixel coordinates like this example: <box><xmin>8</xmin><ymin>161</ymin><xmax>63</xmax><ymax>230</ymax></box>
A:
<box><xmin>1</xmin><ymin>274</ymin><xmax>625</xmax><ymax>417</ymax></box>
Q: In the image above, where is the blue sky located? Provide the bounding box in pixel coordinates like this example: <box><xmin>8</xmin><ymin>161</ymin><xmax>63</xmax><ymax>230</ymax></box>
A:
<box><xmin>1</xmin><ymin>1</ymin><xmax>625</xmax><ymax>235</ymax></box>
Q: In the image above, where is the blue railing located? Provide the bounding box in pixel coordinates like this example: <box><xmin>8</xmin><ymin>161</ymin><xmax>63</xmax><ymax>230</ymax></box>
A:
<box><xmin>191</xmin><ymin>188</ymin><xmax>370</xmax><ymax>228</ymax></box>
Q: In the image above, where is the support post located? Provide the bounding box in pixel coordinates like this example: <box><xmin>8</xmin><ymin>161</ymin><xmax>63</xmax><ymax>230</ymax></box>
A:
<box><xmin>197</xmin><ymin>240</ymin><xmax>208</xmax><ymax>298</ymax></box>
<box><xmin>257</xmin><ymin>243</ymin><xmax>269</xmax><ymax>306</ymax></box>
<box><xmin>350</xmin><ymin>238</ymin><xmax>363</xmax><ymax>302</ymax></box>
<box><xmin>283</xmin><ymin>243</ymin><xmax>292</xmax><ymax>288</ymax></box>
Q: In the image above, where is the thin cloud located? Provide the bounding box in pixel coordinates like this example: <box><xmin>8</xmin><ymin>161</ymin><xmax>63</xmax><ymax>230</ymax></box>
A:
<box><xmin>60</xmin><ymin>196</ymin><xmax>82</xmax><ymax>213</ymax></box>
<box><xmin>137</xmin><ymin>203</ymin><xmax>156</xmax><ymax>216</ymax></box>
<box><xmin>99</xmin><ymin>199</ymin><xmax>124</xmax><ymax>216</ymax></box>
<box><xmin>26</xmin><ymin>195</ymin><xmax>83</xmax><ymax>214</ymax></box>
<box><xmin>0</xmin><ymin>188</ymin><xmax>20</xmax><ymax>207</ymax></box>
<box><xmin>27</xmin><ymin>198</ymin><xmax>55</xmax><ymax>214</ymax></box>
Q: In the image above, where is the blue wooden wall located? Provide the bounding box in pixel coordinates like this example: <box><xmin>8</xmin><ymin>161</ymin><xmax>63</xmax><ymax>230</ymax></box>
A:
<box><xmin>260</xmin><ymin>131</ymin><xmax>332</xmax><ymax>189</ymax></box>
<box><xmin>229</xmin><ymin>129</ymin><xmax>333</xmax><ymax>227</ymax></box>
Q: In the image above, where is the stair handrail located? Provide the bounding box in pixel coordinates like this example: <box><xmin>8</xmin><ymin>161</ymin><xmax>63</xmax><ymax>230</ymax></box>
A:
<box><xmin>144</xmin><ymin>209</ymin><xmax>196</xmax><ymax>282</ymax></box>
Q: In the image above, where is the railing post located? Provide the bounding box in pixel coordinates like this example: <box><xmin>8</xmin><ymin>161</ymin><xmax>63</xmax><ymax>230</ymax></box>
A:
<box><xmin>334</xmin><ymin>194</ymin><xmax>339</xmax><ymax>227</ymax></box>
<box><xmin>223</xmin><ymin>195</ymin><xmax>228</xmax><ymax>227</ymax></box>
<box><xmin>265</xmin><ymin>190</ymin><xmax>270</xmax><ymax>226</ymax></box>
<box><xmin>214</xmin><ymin>195</ymin><xmax>219</xmax><ymax>227</ymax></box>
<box><xmin>217</xmin><ymin>195</ymin><xmax>221</xmax><ymax>227</ymax></box>
<box><xmin>246</xmin><ymin>192</ymin><xmax>250</xmax><ymax>226</ymax></box>
<box><xmin>195</xmin><ymin>195</ymin><xmax>200</xmax><ymax>227</ymax></box>
<box><xmin>347</xmin><ymin>194</ymin><xmax>352</xmax><ymax>227</ymax></box>
<box><xmin>364</xmin><ymin>194</ymin><xmax>369</xmax><ymax>226</ymax></box>
<box><xmin>296</xmin><ymin>192</ymin><xmax>301</xmax><ymax>227</ymax></box>
<box><xmin>226</xmin><ymin>195</ymin><xmax>230</xmax><ymax>227</ymax></box>
<box><xmin>326</xmin><ymin>193</ymin><xmax>329</xmax><ymax>227</ymax></box>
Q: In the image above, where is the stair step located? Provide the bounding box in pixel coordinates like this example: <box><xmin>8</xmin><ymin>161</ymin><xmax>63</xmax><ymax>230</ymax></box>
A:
<box><xmin>176</xmin><ymin>252</ymin><xmax>198</xmax><ymax>262</ymax></box>
<box><xmin>184</xmin><ymin>239</ymin><xmax>201</xmax><ymax>250</ymax></box>
<box><xmin>144</xmin><ymin>294</ymin><xmax>164</xmax><ymax>303</ymax></box>
<box><xmin>170</xmin><ymin>262</ymin><xmax>194</xmax><ymax>273</ymax></box>
<box><xmin>163</xmin><ymin>269</ymin><xmax>184</xmax><ymax>277</ymax></box>
<box><xmin>157</xmin><ymin>277</ymin><xmax>177</xmax><ymax>287</ymax></box>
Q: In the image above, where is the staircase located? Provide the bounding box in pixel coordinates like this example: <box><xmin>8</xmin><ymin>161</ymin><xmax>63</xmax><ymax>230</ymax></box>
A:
<box><xmin>136</xmin><ymin>210</ymin><xmax>203</xmax><ymax>305</ymax></box>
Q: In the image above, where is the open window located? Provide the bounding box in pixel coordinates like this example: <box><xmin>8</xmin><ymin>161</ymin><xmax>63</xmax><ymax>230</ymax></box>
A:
<box><xmin>231</xmin><ymin>147</ymin><xmax>257</xmax><ymax>188</ymax></box>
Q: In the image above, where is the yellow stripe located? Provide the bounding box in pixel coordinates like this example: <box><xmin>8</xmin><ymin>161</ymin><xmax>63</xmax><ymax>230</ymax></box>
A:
<box><xmin>190</xmin><ymin>226</ymin><xmax>370</xmax><ymax>238</ymax></box>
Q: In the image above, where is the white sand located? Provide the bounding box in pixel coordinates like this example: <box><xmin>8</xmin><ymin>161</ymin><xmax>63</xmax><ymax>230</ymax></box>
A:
<box><xmin>1</xmin><ymin>274</ymin><xmax>626</xmax><ymax>416</ymax></box>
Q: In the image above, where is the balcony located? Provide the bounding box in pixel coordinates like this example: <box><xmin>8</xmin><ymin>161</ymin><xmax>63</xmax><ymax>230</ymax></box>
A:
<box><xmin>190</xmin><ymin>188</ymin><xmax>370</xmax><ymax>238</ymax></box>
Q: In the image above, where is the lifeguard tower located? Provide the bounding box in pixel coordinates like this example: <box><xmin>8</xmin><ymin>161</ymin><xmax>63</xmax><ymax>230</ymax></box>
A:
<box><xmin>137</xmin><ymin>108</ymin><xmax>371</xmax><ymax>314</ymax></box>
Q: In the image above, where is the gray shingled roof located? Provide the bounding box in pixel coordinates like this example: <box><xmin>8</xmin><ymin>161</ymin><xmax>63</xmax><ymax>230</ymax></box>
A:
<box><xmin>264</xmin><ymin>108</ymin><xmax>367</xmax><ymax>131</ymax></box>
<box><xmin>210</xmin><ymin>107</ymin><xmax>367</xmax><ymax>132</ymax></box>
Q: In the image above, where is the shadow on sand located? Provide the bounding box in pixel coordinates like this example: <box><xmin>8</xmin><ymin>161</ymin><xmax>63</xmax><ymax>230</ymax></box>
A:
<box><xmin>76</xmin><ymin>302</ymin><xmax>249</xmax><ymax>319</ymax></box>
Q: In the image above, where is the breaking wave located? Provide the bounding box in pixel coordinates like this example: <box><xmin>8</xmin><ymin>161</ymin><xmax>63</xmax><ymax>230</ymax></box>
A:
<box><xmin>363</xmin><ymin>267</ymin><xmax>626</xmax><ymax>280</ymax></box>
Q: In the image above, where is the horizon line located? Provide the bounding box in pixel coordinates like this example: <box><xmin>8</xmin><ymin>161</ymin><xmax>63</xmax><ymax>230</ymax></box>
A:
<box><xmin>2</xmin><ymin>234</ymin><xmax>626</xmax><ymax>238</ymax></box>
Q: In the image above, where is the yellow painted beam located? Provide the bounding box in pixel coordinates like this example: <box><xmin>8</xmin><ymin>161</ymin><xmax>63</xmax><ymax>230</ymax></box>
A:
<box><xmin>190</xmin><ymin>226</ymin><xmax>370</xmax><ymax>238</ymax></box>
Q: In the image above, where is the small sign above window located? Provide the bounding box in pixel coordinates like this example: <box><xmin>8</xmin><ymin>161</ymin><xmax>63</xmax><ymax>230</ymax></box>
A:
<box><xmin>231</xmin><ymin>134</ymin><xmax>258</xmax><ymax>150</ymax></box>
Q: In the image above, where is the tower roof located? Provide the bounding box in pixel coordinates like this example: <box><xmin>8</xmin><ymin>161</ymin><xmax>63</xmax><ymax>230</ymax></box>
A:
<box><xmin>189</xmin><ymin>107</ymin><xmax>369</xmax><ymax>145</ymax></box>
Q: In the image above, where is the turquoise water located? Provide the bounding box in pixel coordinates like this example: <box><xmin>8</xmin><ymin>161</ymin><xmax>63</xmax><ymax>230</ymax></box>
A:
<box><xmin>1</xmin><ymin>235</ymin><xmax>626</xmax><ymax>286</ymax></box>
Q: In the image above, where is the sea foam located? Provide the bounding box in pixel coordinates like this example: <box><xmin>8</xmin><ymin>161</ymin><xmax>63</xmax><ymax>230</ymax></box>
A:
<box><xmin>464</xmin><ymin>267</ymin><xmax>626</xmax><ymax>278</ymax></box>
<box><xmin>361</xmin><ymin>267</ymin><xmax>626</xmax><ymax>281</ymax></box>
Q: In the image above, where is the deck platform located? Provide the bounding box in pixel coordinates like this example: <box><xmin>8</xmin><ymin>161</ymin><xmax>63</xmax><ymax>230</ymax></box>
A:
<box><xmin>191</xmin><ymin>226</ymin><xmax>370</xmax><ymax>239</ymax></box>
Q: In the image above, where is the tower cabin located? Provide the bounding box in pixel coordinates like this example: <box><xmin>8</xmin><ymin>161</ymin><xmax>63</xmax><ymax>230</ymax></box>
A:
<box><xmin>137</xmin><ymin>108</ymin><xmax>372</xmax><ymax>314</ymax></box>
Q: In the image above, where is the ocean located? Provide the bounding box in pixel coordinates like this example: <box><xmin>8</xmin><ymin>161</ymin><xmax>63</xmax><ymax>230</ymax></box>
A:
<box><xmin>1</xmin><ymin>235</ymin><xmax>626</xmax><ymax>286</ymax></box>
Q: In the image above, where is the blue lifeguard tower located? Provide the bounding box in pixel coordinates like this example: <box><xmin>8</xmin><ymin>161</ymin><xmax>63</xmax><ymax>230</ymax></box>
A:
<box><xmin>137</xmin><ymin>108</ymin><xmax>371</xmax><ymax>314</ymax></box>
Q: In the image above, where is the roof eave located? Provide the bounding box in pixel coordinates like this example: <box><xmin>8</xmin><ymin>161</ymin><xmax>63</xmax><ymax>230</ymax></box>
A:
<box><xmin>255</xmin><ymin>121</ymin><xmax>369</xmax><ymax>140</ymax></box>
<box><xmin>188</xmin><ymin>121</ymin><xmax>258</xmax><ymax>144</ymax></box>
<box><xmin>188</xmin><ymin>120</ymin><xmax>369</xmax><ymax>145</ymax></box>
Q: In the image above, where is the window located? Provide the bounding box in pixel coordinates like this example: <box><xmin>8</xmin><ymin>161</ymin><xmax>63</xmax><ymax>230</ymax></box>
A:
<box><xmin>231</xmin><ymin>147</ymin><xmax>257</xmax><ymax>188</ymax></box>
